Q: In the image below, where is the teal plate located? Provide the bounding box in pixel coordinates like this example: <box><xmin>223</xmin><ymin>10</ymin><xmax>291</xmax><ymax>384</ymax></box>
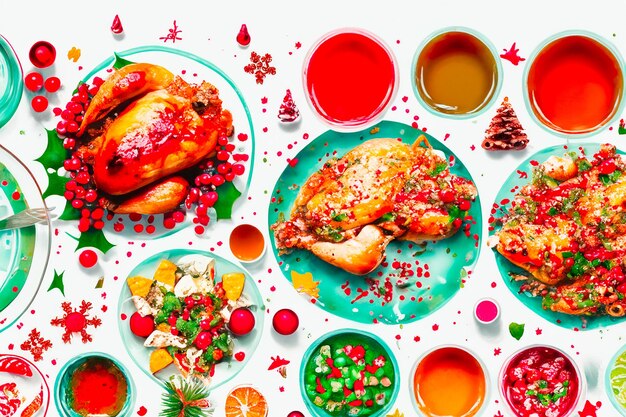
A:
<box><xmin>53</xmin><ymin>45</ymin><xmax>255</xmax><ymax>239</ymax></box>
<box><xmin>489</xmin><ymin>143</ymin><xmax>625</xmax><ymax>330</ymax></box>
<box><xmin>0</xmin><ymin>145</ymin><xmax>50</xmax><ymax>333</ymax></box>
<box><xmin>605</xmin><ymin>344</ymin><xmax>626</xmax><ymax>416</ymax></box>
<box><xmin>268</xmin><ymin>120</ymin><xmax>482</xmax><ymax>324</ymax></box>
<box><xmin>117</xmin><ymin>248</ymin><xmax>264</xmax><ymax>389</ymax></box>
<box><xmin>0</xmin><ymin>35</ymin><xmax>23</xmax><ymax>130</ymax></box>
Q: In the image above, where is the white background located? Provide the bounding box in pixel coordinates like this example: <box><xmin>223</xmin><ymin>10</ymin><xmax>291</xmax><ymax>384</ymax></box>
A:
<box><xmin>1</xmin><ymin>0</ymin><xmax>626</xmax><ymax>416</ymax></box>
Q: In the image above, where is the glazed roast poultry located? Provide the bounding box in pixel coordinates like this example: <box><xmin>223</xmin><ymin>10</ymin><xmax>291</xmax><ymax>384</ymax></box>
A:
<box><xmin>272</xmin><ymin>137</ymin><xmax>477</xmax><ymax>275</ymax></box>
<box><xmin>76</xmin><ymin>63</ymin><xmax>233</xmax><ymax>214</ymax></box>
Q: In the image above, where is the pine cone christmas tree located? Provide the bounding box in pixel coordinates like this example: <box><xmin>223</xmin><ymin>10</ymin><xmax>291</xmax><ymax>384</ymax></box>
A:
<box><xmin>482</xmin><ymin>97</ymin><xmax>528</xmax><ymax>151</ymax></box>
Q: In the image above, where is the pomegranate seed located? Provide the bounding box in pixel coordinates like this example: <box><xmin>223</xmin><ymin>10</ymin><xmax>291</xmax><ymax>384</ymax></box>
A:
<box><xmin>224</xmin><ymin>172</ymin><xmax>235</xmax><ymax>182</ymax></box>
<box><xmin>24</xmin><ymin>72</ymin><xmax>44</xmax><ymax>92</ymax></box>
<box><xmin>64</xmin><ymin>191</ymin><xmax>74</xmax><ymax>200</ymax></box>
<box><xmin>194</xmin><ymin>225</ymin><xmax>205</xmax><ymax>234</ymax></box>
<box><xmin>66</xmin><ymin>121</ymin><xmax>79</xmax><ymax>133</ymax></box>
<box><xmin>232</xmin><ymin>164</ymin><xmax>245</xmax><ymax>175</ymax></box>
<box><xmin>163</xmin><ymin>218</ymin><xmax>176</xmax><ymax>229</ymax></box>
<box><xmin>172</xmin><ymin>211</ymin><xmax>185</xmax><ymax>222</ymax></box>
<box><xmin>85</xmin><ymin>190</ymin><xmax>98</xmax><ymax>203</ymax></box>
<box><xmin>211</xmin><ymin>175</ymin><xmax>225</xmax><ymax>187</ymax></box>
<box><xmin>44</xmin><ymin>76</ymin><xmax>61</xmax><ymax>93</ymax></box>
<box><xmin>216</xmin><ymin>150</ymin><xmax>230</xmax><ymax>161</ymax></box>
<box><xmin>63</xmin><ymin>138</ymin><xmax>76</xmax><ymax>150</ymax></box>
<box><xmin>93</xmin><ymin>220</ymin><xmax>105</xmax><ymax>230</ymax></box>
<box><xmin>196</xmin><ymin>204</ymin><xmax>208</xmax><ymax>217</ymax></box>
<box><xmin>31</xmin><ymin>95</ymin><xmax>48</xmax><ymax>112</ymax></box>
<box><xmin>199</xmin><ymin>173</ymin><xmax>211</xmax><ymax>185</ymax></box>
<box><xmin>236</xmin><ymin>24</ymin><xmax>251</xmax><ymax>47</ymax></box>
<box><xmin>76</xmin><ymin>172</ymin><xmax>90</xmax><ymax>184</ymax></box>
<box><xmin>218</xmin><ymin>136</ymin><xmax>229</xmax><ymax>146</ymax></box>
<box><xmin>66</xmin><ymin>180</ymin><xmax>77</xmax><ymax>191</ymax></box>
<box><xmin>217</xmin><ymin>162</ymin><xmax>231</xmax><ymax>174</ymax></box>
<box><xmin>91</xmin><ymin>208</ymin><xmax>104</xmax><ymax>220</ymax></box>
<box><xmin>72</xmin><ymin>199</ymin><xmax>84</xmax><ymax>209</ymax></box>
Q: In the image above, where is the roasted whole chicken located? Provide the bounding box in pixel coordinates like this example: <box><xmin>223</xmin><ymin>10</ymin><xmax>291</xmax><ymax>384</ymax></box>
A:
<box><xmin>488</xmin><ymin>144</ymin><xmax>626</xmax><ymax>317</ymax></box>
<box><xmin>272</xmin><ymin>137</ymin><xmax>478</xmax><ymax>275</ymax></box>
<box><xmin>77</xmin><ymin>63</ymin><xmax>233</xmax><ymax>214</ymax></box>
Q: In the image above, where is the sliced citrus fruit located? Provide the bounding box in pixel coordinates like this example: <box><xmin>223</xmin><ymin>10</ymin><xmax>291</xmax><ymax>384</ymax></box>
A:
<box><xmin>224</xmin><ymin>385</ymin><xmax>268</xmax><ymax>417</ymax></box>
<box><xmin>222</xmin><ymin>272</ymin><xmax>246</xmax><ymax>301</ymax></box>
<box><xmin>153</xmin><ymin>259</ymin><xmax>177</xmax><ymax>287</ymax></box>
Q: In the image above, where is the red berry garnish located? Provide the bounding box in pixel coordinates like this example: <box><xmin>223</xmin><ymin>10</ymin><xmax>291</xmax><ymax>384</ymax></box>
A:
<box><xmin>272</xmin><ymin>309</ymin><xmax>299</xmax><ymax>335</ymax></box>
<box><xmin>129</xmin><ymin>312</ymin><xmax>154</xmax><ymax>338</ymax></box>
<box><xmin>31</xmin><ymin>95</ymin><xmax>48</xmax><ymax>113</ymax></box>
<box><xmin>44</xmin><ymin>76</ymin><xmax>61</xmax><ymax>93</ymax></box>
<box><xmin>79</xmin><ymin>249</ymin><xmax>98</xmax><ymax>268</ymax></box>
<box><xmin>287</xmin><ymin>412</ymin><xmax>305</xmax><ymax>417</ymax></box>
<box><xmin>24</xmin><ymin>72</ymin><xmax>44</xmax><ymax>92</ymax></box>
<box><xmin>459</xmin><ymin>199</ymin><xmax>471</xmax><ymax>211</ymax></box>
<box><xmin>228</xmin><ymin>308</ymin><xmax>255</xmax><ymax>336</ymax></box>
<box><xmin>194</xmin><ymin>331</ymin><xmax>212</xmax><ymax>350</ymax></box>
<box><xmin>236</xmin><ymin>24</ymin><xmax>251</xmax><ymax>47</ymax></box>
<box><xmin>29</xmin><ymin>41</ymin><xmax>56</xmax><ymax>68</ymax></box>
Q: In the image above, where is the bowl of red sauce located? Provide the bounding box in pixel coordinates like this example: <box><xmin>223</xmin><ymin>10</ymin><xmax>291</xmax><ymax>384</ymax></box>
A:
<box><xmin>524</xmin><ymin>30</ymin><xmax>625</xmax><ymax>137</ymax></box>
<box><xmin>303</xmin><ymin>28</ymin><xmax>398</xmax><ymax>131</ymax></box>
<box><xmin>54</xmin><ymin>352</ymin><xmax>135</xmax><ymax>417</ymax></box>
<box><xmin>500</xmin><ymin>345</ymin><xmax>584</xmax><ymax>417</ymax></box>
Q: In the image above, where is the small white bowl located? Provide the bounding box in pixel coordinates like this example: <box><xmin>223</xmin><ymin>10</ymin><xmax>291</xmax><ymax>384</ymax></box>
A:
<box><xmin>474</xmin><ymin>297</ymin><xmax>500</xmax><ymax>325</ymax></box>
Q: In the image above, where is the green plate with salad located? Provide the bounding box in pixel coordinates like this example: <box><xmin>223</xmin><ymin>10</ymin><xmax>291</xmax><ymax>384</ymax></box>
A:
<box><xmin>300</xmin><ymin>329</ymin><xmax>399</xmax><ymax>417</ymax></box>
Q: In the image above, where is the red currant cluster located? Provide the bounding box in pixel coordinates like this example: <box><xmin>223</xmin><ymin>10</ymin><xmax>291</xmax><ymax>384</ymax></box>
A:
<box><xmin>54</xmin><ymin>78</ymin><xmax>103</xmax><ymax>136</ymax></box>
<box><xmin>54</xmin><ymin>79</ymin><xmax>108</xmax><ymax>233</ymax></box>
<box><xmin>186</xmin><ymin>135</ymin><xmax>246</xmax><ymax>234</ymax></box>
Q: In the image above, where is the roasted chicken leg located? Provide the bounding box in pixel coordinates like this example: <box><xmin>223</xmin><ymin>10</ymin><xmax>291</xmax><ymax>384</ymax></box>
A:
<box><xmin>272</xmin><ymin>136</ymin><xmax>477</xmax><ymax>275</ymax></box>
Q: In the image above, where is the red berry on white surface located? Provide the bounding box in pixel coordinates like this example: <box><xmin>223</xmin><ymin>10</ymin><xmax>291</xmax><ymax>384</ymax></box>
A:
<box><xmin>228</xmin><ymin>308</ymin><xmax>255</xmax><ymax>336</ymax></box>
<box><xmin>129</xmin><ymin>312</ymin><xmax>155</xmax><ymax>338</ymax></box>
<box><xmin>272</xmin><ymin>308</ymin><xmax>299</xmax><ymax>335</ymax></box>
<box><xmin>79</xmin><ymin>249</ymin><xmax>98</xmax><ymax>268</ymax></box>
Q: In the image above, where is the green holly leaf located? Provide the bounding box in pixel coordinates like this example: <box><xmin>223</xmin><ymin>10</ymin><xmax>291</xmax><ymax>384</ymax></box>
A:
<box><xmin>113</xmin><ymin>52</ymin><xmax>134</xmax><ymax>69</ymax></box>
<box><xmin>214</xmin><ymin>181</ymin><xmax>242</xmax><ymax>220</ymax></box>
<box><xmin>68</xmin><ymin>228</ymin><xmax>116</xmax><ymax>254</ymax></box>
<box><xmin>42</xmin><ymin>170</ymin><xmax>69</xmax><ymax>199</ymax></box>
<box><xmin>59</xmin><ymin>201</ymin><xmax>81</xmax><ymax>220</ymax></box>
<box><xmin>35</xmin><ymin>129</ymin><xmax>67</xmax><ymax>171</ymax></box>
<box><xmin>47</xmin><ymin>270</ymin><xmax>65</xmax><ymax>295</ymax></box>
<box><xmin>509</xmin><ymin>322</ymin><xmax>525</xmax><ymax>340</ymax></box>
<box><xmin>619</xmin><ymin>124</ymin><xmax>626</xmax><ymax>135</ymax></box>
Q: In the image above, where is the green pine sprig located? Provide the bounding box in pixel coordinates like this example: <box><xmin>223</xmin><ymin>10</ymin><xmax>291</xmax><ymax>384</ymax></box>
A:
<box><xmin>160</xmin><ymin>376</ymin><xmax>213</xmax><ymax>417</ymax></box>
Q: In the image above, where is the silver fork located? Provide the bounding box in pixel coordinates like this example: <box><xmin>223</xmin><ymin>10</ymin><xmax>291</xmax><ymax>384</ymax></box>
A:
<box><xmin>0</xmin><ymin>207</ymin><xmax>54</xmax><ymax>230</ymax></box>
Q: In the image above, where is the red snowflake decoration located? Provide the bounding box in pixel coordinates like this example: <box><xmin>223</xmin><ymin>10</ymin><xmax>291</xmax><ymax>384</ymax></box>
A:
<box><xmin>244</xmin><ymin>52</ymin><xmax>276</xmax><ymax>84</ymax></box>
<box><xmin>50</xmin><ymin>301</ymin><xmax>102</xmax><ymax>343</ymax></box>
<box><xmin>20</xmin><ymin>329</ymin><xmax>52</xmax><ymax>362</ymax></box>
<box><xmin>159</xmin><ymin>20</ymin><xmax>182</xmax><ymax>43</ymax></box>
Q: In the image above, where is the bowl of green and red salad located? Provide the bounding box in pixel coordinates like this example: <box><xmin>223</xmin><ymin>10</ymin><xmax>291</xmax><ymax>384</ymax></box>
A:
<box><xmin>300</xmin><ymin>329</ymin><xmax>399</xmax><ymax>417</ymax></box>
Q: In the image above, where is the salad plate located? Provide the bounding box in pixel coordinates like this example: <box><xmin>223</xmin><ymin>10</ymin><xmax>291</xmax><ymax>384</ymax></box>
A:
<box><xmin>117</xmin><ymin>248</ymin><xmax>264</xmax><ymax>389</ymax></box>
<box><xmin>268</xmin><ymin>120</ymin><xmax>482</xmax><ymax>324</ymax></box>
<box><xmin>0</xmin><ymin>145</ymin><xmax>50</xmax><ymax>333</ymax></box>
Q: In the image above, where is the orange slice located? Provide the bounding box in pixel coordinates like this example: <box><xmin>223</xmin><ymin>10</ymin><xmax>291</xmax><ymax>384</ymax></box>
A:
<box><xmin>224</xmin><ymin>386</ymin><xmax>268</xmax><ymax>417</ymax></box>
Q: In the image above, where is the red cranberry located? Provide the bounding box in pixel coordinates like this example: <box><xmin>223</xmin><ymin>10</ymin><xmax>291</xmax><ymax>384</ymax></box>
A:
<box><xmin>24</xmin><ymin>72</ymin><xmax>44</xmax><ymax>92</ymax></box>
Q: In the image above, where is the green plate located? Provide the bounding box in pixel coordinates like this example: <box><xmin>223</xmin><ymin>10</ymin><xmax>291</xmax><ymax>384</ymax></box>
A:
<box><xmin>0</xmin><ymin>35</ymin><xmax>22</xmax><ymax>130</ymax></box>
<box><xmin>117</xmin><ymin>248</ymin><xmax>264</xmax><ymax>389</ymax></box>
<box><xmin>489</xmin><ymin>143</ymin><xmax>625</xmax><ymax>329</ymax></box>
<box><xmin>0</xmin><ymin>145</ymin><xmax>50</xmax><ymax>333</ymax></box>
<box><xmin>268</xmin><ymin>120</ymin><xmax>482</xmax><ymax>324</ymax></box>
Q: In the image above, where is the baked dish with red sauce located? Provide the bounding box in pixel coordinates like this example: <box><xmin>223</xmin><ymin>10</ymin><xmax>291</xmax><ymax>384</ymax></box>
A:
<box><xmin>488</xmin><ymin>144</ymin><xmax>626</xmax><ymax>317</ymax></box>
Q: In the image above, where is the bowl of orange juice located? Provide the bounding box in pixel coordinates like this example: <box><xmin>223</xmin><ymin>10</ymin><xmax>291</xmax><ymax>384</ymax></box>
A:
<box><xmin>410</xmin><ymin>345</ymin><xmax>489</xmax><ymax>417</ymax></box>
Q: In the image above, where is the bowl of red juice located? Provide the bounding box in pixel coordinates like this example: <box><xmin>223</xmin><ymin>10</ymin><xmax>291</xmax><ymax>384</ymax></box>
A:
<box><xmin>523</xmin><ymin>30</ymin><xmax>625</xmax><ymax>138</ymax></box>
<box><xmin>499</xmin><ymin>345</ymin><xmax>585</xmax><ymax>417</ymax></box>
<box><xmin>303</xmin><ymin>28</ymin><xmax>398</xmax><ymax>131</ymax></box>
<box><xmin>54</xmin><ymin>352</ymin><xmax>135</xmax><ymax>417</ymax></box>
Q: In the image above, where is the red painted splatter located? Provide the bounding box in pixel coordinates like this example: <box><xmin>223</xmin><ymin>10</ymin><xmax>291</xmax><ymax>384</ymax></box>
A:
<box><xmin>20</xmin><ymin>329</ymin><xmax>52</xmax><ymax>362</ymax></box>
<box><xmin>234</xmin><ymin>352</ymin><xmax>246</xmax><ymax>362</ymax></box>
<box><xmin>500</xmin><ymin>42</ymin><xmax>526</xmax><ymax>66</ymax></box>
<box><xmin>268</xmin><ymin>356</ymin><xmax>290</xmax><ymax>371</ymax></box>
<box><xmin>577</xmin><ymin>401</ymin><xmax>602</xmax><ymax>417</ymax></box>
<box><xmin>535</xmin><ymin>328</ymin><xmax>542</xmax><ymax>335</ymax></box>
<box><xmin>159</xmin><ymin>20</ymin><xmax>182</xmax><ymax>43</ymax></box>
<box><xmin>236</xmin><ymin>24</ymin><xmax>251</xmax><ymax>47</ymax></box>
<box><xmin>517</xmin><ymin>169</ymin><xmax>528</xmax><ymax>179</ymax></box>
<box><xmin>137</xmin><ymin>406</ymin><xmax>148</xmax><ymax>416</ymax></box>
<box><xmin>494</xmin><ymin>348</ymin><xmax>501</xmax><ymax>356</ymax></box>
